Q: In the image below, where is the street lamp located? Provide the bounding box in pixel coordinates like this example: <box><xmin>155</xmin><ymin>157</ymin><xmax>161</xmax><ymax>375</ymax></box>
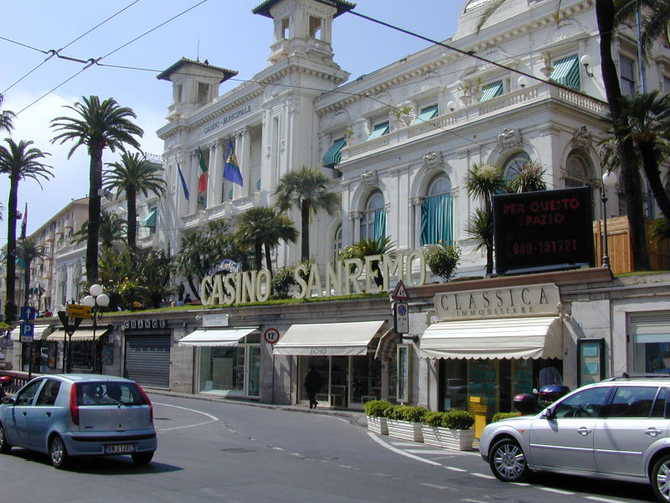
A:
<box><xmin>81</xmin><ymin>284</ymin><xmax>110</xmax><ymax>373</ymax></box>
<box><xmin>601</xmin><ymin>169</ymin><xmax>618</xmax><ymax>269</ymax></box>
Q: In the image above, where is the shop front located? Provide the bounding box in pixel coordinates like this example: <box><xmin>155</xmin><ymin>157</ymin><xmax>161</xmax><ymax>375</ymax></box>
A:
<box><xmin>47</xmin><ymin>326</ymin><xmax>111</xmax><ymax>373</ymax></box>
<box><xmin>422</xmin><ymin>284</ymin><xmax>566</xmax><ymax>436</ymax></box>
<box><xmin>273</xmin><ymin>320</ymin><xmax>404</xmax><ymax>409</ymax></box>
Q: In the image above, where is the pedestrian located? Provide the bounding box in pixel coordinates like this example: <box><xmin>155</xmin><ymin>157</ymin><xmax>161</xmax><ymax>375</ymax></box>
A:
<box><xmin>304</xmin><ymin>366</ymin><xmax>322</xmax><ymax>409</ymax></box>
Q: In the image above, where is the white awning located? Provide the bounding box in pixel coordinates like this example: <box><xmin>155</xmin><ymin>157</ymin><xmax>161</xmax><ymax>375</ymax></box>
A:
<box><xmin>273</xmin><ymin>321</ymin><xmax>386</xmax><ymax>356</ymax></box>
<box><xmin>10</xmin><ymin>325</ymin><xmax>54</xmax><ymax>341</ymax></box>
<box><xmin>47</xmin><ymin>327</ymin><xmax>111</xmax><ymax>342</ymax></box>
<box><xmin>420</xmin><ymin>316</ymin><xmax>563</xmax><ymax>360</ymax></box>
<box><xmin>178</xmin><ymin>327</ymin><xmax>258</xmax><ymax>347</ymax></box>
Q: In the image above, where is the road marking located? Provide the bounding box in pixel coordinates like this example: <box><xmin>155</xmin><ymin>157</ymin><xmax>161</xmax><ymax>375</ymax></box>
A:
<box><xmin>511</xmin><ymin>482</ymin><xmax>531</xmax><ymax>487</ymax></box>
<box><xmin>420</xmin><ymin>483</ymin><xmax>452</xmax><ymax>490</ymax></box>
<box><xmin>470</xmin><ymin>473</ymin><xmax>495</xmax><ymax>480</ymax></box>
<box><xmin>367</xmin><ymin>432</ymin><xmax>442</xmax><ymax>466</ymax></box>
<box><xmin>406</xmin><ymin>449</ymin><xmax>465</xmax><ymax>455</ymax></box>
<box><xmin>539</xmin><ymin>487</ymin><xmax>575</xmax><ymax>495</ymax></box>
<box><xmin>153</xmin><ymin>402</ymin><xmax>219</xmax><ymax>432</ymax></box>
<box><xmin>389</xmin><ymin>442</ymin><xmax>423</xmax><ymax>447</ymax></box>
<box><xmin>444</xmin><ymin>466</ymin><xmax>467</xmax><ymax>472</ymax></box>
<box><xmin>585</xmin><ymin>497</ymin><xmax>624</xmax><ymax>503</ymax></box>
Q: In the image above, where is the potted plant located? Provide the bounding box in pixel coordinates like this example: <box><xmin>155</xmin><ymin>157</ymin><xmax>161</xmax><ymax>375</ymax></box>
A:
<box><xmin>424</xmin><ymin>243</ymin><xmax>460</xmax><ymax>282</ymax></box>
<box><xmin>385</xmin><ymin>405</ymin><xmax>427</xmax><ymax>442</ymax></box>
<box><xmin>364</xmin><ymin>400</ymin><xmax>392</xmax><ymax>435</ymax></box>
<box><xmin>421</xmin><ymin>410</ymin><xmax>474</xmax><ymax>451</ymax></box>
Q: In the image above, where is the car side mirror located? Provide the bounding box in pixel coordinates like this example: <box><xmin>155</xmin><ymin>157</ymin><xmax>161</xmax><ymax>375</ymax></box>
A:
<box><xmin>542</xmin><ymin>407</ymin><xmax>555</xmax><ymax>420</ymax></box>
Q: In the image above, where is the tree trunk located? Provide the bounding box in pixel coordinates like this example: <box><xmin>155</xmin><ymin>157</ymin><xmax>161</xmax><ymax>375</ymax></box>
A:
<box><xmin>639</xmin><ymin>142</ymin><xmax>670</xmax><ymax>220</ymax></box>
<box><xmin>301</xmin><ymin>200</ymin><xmax>310</xmax><ymax>262</ymax></box>
<box><xmin>127</xmin><ymin>185</ymin><xmax>137</xmax><ymax>251</ymax></box>
<box><xmin>264</xmin><ymin>242</ymin><xmax>273</xmax><ymax>276</ymax></box>
<box><xmin>23</xmin><ymin>260</ymin><xmax>31</xmax><ymax>306</ymax></box>
<box><xmin>254</xmin><ymin>242</ymin><xmax>263</xmax><ymax>271</ymax></box>
<box><xmin>87</xmin><ymin>146</ymin><xmax>104</xmax><ymax>283</ymax></box>
<box><xmin>486</xmin><ymin>242</ymin><xmax>494</xmax><ymax>276</ymax></box>
<box><xmin>4</xmin><ymin>175</ymin><xmax>18</xmax><ymax>322</ymax></box>
<box><xmin>596</xmin><ymin>0</ymin><xmax>650</xmax><ymax>270</ymax></box>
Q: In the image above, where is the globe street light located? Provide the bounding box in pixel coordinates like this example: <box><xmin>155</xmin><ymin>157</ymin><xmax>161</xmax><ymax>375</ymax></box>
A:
<box><xmin>601</xmin><ymin>169</ymin><xmax>618</xmax><ymax>269</ymax></box>
<box><xmin>81</xmin><ymin>284</ymin><xmax>110</xmax><ymax>373</ymax></box>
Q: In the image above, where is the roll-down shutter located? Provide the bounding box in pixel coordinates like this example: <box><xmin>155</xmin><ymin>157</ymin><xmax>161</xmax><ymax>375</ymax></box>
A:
<box><xmin>125</xmin><ymin>333</ymin><xmax>171</xmax><ymax>388</ymax></box>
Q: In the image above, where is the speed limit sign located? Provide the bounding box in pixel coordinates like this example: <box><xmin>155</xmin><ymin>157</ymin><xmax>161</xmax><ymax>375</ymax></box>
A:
<box><xmin>264</xmin><ymin>328</ymin><xmax>280</xmax><ymax>344</ymax></box>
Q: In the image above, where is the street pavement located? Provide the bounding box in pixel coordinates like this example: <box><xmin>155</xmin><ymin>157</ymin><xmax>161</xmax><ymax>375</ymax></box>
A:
<box><xmin>0</xmin><ymin>393</ymin><xmax>657</xmax><ymax>502</ymax></box>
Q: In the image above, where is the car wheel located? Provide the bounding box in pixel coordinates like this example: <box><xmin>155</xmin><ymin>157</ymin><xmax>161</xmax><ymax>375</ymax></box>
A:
<box><xmin>489</xmin><ymin>437</ymin><xmax>528</xmax><ymax>482</ymax></box>
<box><xmin>49</xmin><ymin>435</ymin><xmax>70</xmax><ymax>469</ymax></box>
<box><xmin>652</xmin><ymin>454</ymin><xmax>670</xmax><ymax>502</ymax></box>
<box><xmin>0</xmin><ymin>423</ymin><xmax>11</xmax><ymax>454</ymax></box>
<box><xmin>131</xmin><ymin>451</ymin><xmax>154</xmax><ymax>466</ymax></box>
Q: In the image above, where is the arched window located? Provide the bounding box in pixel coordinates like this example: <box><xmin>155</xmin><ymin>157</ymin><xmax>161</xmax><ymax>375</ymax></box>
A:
<box><xmin>360</xmin><ymin>191</ymin><xmax>386</xmax><ymax>241</ymax></box>
<box><xmin>332</xmin><ymin>224</ymin><xmax>342</xmax><ymax>261</ymax></box>
<box><xmin>502</xmin><ymin>151</ymin><xmax>531</xmax><ymax>183</ymax></box>
<box><xmin>565</xmin><ymin>152</ymin><xmax>594</xmax><ymax>188</ymax></box>
<box><xmin>421</xmin><ymin>174</ymin><xmax>454</xmax><ymax>245</ymax></box>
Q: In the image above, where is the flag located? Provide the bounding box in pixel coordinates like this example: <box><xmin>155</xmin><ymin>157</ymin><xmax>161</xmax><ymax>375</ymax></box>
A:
<box><xmin>198</xmin><ymin>172</ymin><xmax>208</xmax><ymax>193</ymax></box>
<box><xmin>224</xmin><ymin>140</ymin><xmax>244</xmax><ymax>186</ymax></box>
<box><xmin>177</xmin><ymin>163</ymin><xmax>190</xmax><ymax>201</ymax></box>
<box><xmin>20</xmin><ymin>203</ymin><xmax>27</xmax><ymax>239</ymax></box>
<box><xmin>196</xmin><ymin>147</ymin><xmax>208</xmax><ymax>174</ymax></box>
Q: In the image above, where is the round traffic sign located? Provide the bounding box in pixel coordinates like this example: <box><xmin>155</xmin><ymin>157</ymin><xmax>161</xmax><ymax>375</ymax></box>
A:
<box><xmin>264</xmin><ymin>328</ymin><xmax>280</xmax><ymax>344</ymax></box>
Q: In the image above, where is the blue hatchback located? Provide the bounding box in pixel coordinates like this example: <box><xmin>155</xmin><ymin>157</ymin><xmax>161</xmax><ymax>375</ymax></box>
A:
<box><xmin>0</xmin><ymin>374</ymin><xmax>156</xmax><ymax>468</ymax></box>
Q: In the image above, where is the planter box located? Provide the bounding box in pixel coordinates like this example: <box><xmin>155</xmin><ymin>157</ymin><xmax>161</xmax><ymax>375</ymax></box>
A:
<box><xmin>366</xmin><ymin>416</ymin><xmax>388</xmax><ymax>435</ymax></box>
<box><xmin>387</xmin><ymin>419</ymin><xmax>423</xmax><ymax>442</ymax></box>
<box><xmin>421</xmin><ymin>425</ymin><xmax>473</xmax><ymax>451</ymax></box>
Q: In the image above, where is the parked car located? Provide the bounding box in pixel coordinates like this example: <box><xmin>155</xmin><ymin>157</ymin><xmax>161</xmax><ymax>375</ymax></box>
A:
<box><xmin>480</xmin><ymin>376</ymin><xmax>670</xmax><ymax>502</ymax></box>
<box><xmin>0</xmin><ymin>374</ymin><xmax>156</xmax><ymax>469</ymax></box>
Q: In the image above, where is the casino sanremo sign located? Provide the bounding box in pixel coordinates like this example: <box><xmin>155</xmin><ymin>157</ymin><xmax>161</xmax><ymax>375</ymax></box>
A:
<box><xmin>493</xmin><ymin>186</ymin><xmax>595</xmax><ymax>275</ymax></box>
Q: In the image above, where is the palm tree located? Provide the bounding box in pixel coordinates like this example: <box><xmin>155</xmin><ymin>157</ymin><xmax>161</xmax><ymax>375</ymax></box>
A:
<box><xmin>0</xmin><ymin>139</ymin><xmax>52</xmax><ymax>322</ymax></box>
<box><xmin>506</xmin><ymin>161</ymin><xmax>547</xmax><ymax>193</ymax></box>
<box><xmin>51</xmin><ymin>96</ymin><xmax>143</xmax><ymax>283</ymax></box>
<box><xmin>0</xmin><ymin>94</ymin><xmax>14</xmax><ymax>134</ymax></box>
<box><xmin>104</xmin><ymin>152</ymin><xmax>166</xmax><ymax>251</ymax></box>
<box><xmin>72</xmin><ymin>210</ymin><xmax>127</xmax><ymax>250</ymax></box>
<box><xmin>236</xmin><ymin>207</ymin><xmax>298</xmax><ymax>275</ymax></box>
<box><xmin>15</xmin><ymin>238</ymin><xmax>46</xmax><ymax>306</ymax></box>
<box><xmin>274</xmin><ymin>166</ymin><xmax>339</xmax><ymax>262</ymax></box>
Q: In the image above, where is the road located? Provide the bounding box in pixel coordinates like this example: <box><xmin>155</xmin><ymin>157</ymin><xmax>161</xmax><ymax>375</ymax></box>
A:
<box><xmin>0</xmin><ymin>394</ymin><xmax>657</xmax><ymax>502</ymax></box>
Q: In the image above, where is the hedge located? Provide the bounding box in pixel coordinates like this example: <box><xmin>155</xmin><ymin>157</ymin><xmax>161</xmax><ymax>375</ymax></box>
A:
<box><xmin>363</xmin><ymin>400</ymin><xmax>392</xmax><ymax>418</ymax></box>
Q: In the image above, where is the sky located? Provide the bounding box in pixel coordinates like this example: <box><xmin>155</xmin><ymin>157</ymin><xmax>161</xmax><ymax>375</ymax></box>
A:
<box><xmin>0</xmin><ymin>0</ymin><xmax>464</xmax><ymax>238</ymax></box>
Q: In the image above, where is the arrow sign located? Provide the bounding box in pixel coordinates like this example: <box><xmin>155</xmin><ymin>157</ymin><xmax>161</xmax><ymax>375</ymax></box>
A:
<box><xmin>390</xmin><ymin>280</ymin><xmax>409</xmax><ymax>301</ymax></box>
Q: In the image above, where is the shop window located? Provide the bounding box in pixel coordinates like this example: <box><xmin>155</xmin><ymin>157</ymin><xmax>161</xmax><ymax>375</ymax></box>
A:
<box><xmin>553</xmin><ymin>387</ymin><xmax>612</xmax><ymax>419</ymax></box>
<box><xmin>502</xmin><ymin>151</ymin><xmax>531</xmax><ymax>183</ymax></box>
<box><xmin>421</xmin><ymin>174</ymin><xmax>454</xmax><ymax>246</ymax></box>
<box><xmin>197</xmin><ymin>82</ymin><xmax>210</xmax><ymax>106</ymax></box>
<box><xmin>367</xmin><ymin>121</ymin><xmax>389</xmax><ymax>141</ymax></box>
<box><xmin>620</xmin><ymin>55</ymin><xmax>636</xmax><ymax>96</ymax></box>
<box><xmin>550</xmin><ymin>54</ymin><xmax>580</xmax><ymax>90</ymax></box>
<box><xmin>199</xmin><ymin>337</ymin><xmax>260</xmax><ymax>398</ymax></box>
<box><xmin>605</xmin><ymin>386</ymin><xmax>657</xmax><ymax>418</ymax></box>
<box><xmin>480</xmin><ymin>80</ymin><xmax>504</xmax><ymax>102</ymax></box>
<box><xmin>631</xmin><ymin>313</ymin><xmax>670</xmax><ymax>374</ymax></box>
<box><xmin>360</xmin><ymin>190</ymin><xmax>386</xmax><ymax>241</ymax></box>
<box><xmin>397</xmin><ymin>345</ymin><xmax>410</xmax><ymax>404</ymax></box>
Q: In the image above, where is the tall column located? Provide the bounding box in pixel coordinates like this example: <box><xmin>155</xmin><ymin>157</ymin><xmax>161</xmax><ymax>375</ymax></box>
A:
<box><xmin>235</xmin><ymin>128</ymin><xmax>251</xmax><ymax>199</ymax></box>
<box><xmin>349</xmin><ymin>210</ymin><xmax>361</xmax><ymax>244</ymax></box>
<box><xmin>411</xmin><ymin>197</ymin><xmax>424</xmax><ymax>249</ymax></box>
<box><xmin>189</xmin><ymin>150</ymin><xmax>198</xmax><ymax>214</ymax></box>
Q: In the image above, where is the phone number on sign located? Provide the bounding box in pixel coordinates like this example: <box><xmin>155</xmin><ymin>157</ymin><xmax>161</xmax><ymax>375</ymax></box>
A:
<box><xmin>512</xmin><ymin>239</ymin><xmax>578</xmax><ymax>256</ymax></box>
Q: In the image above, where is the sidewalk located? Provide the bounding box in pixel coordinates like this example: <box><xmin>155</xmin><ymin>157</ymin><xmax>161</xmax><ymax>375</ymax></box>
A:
<box><xmin>144</xmin><ymin>388</ymin><xmax>369</xmax><ymax>428</ymax></box>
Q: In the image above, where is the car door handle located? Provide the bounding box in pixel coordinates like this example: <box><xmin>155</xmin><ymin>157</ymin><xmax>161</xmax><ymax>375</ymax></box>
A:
<box><xmin>578</xmin><ymin>427</ymin><xmax>591</xmax><ymax>436</ymax></box>
<box><xmin>646</xmin><ymin>427</ymin><xmax>661</xmax><ymax>437</ymax></box>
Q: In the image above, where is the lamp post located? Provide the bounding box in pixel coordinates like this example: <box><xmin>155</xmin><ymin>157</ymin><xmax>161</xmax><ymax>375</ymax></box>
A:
<box><xmin>58</xmin><ymin>304</ymin><xmax>83</xmax><ymax>374</ymax></box>
<box><xmin>81</xmin><ymin>284</ymin><xmax>110</xmax><ymax>373</ymax></box>
<box><xmin>600</xmin><ymin>169</ymin><xmax>618</xmax><ymax>269</ymax></box>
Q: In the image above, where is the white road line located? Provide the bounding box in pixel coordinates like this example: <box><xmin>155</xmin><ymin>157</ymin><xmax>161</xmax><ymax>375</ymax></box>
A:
<box><xmin>367</xmin><ymin>432</ymin><xmax>442</xmax><ymax>466</ymax></box>
<box><xmin>389</xmin><ymin>442</ymin><xmax>424</xmax><ymax>447</ymax></box>
<box><xmin>444</xmin><ymin>466</ymin><xmax>467</xmax><ymax>472</ymax></box>
<box><xmin>470</xmin><ymin>473</ymin><xmax>495</xmax><ymax>480</ymax></box>
<box><xmin>420</xmin><ymin>483</ymin><xmax>452</xmax><ymax>490</ymax></box>
<box><xmin>539</xmin><ymin>487</ymin><xmax>575</xmax><ymax>495</ymax></box>
<box><xmin>585</xmin><ymin>497</ymin><xmax>624</xmax><ymax>503</ymax></box>
<box><xmin>153</xmin><ymin>402</ymin><xmax>219</xmax><ymax>432</ymax></box>
<box><xmin>406</xmin><ymin>449</ymin><xmax>465</xmax><ymax>455</ymax></box>
<box><xmin>511</xmin><ymin>482</ymin><xmax>531</xmax><ymax>487</ymax></box>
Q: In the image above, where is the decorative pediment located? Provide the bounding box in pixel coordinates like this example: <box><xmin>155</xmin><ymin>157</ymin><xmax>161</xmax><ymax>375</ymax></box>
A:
<box><xmin>571</xmin><ymin>126</ymin><xmax>593</xmax><ymax>150</ymax></box>
<box><xmin>423</xmin><ymin>151</ymin><xmax>444</xmax><ymax>170</ymax></box>
<box><xmin>498</xmin><ymin>128</ymin><xmax>523</xmax><ymax>150</ymax></box>
<box><xmin>360</xmin><ymin>170</ymin><xmax>379</xmax><ymax>186</ymax></box>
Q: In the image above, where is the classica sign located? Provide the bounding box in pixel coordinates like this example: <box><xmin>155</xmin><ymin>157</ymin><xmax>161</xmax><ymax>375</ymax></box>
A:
<box><xmin>203</xmin><ymin>105</ymin><xmax>252</xmax><ymax>135</ymax></box>
<box><xmin>434</xmin><ymin>283</ymin><xmax>560</xmax><ymax>321</ymax></box>
<box><xmin>200</xmin><ymin>250</ymin><xmax>428</xmax><ymax>307</ymax></box>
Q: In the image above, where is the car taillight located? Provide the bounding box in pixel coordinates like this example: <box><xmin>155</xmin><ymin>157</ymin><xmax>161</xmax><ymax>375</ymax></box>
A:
<box><xmin>69</xmin><ymin>383</ymin><xmax>79</xmax><ymax>426</ymax></box>
<box><xmin>137</xmin><ymin>385</ymin><xmax>153</xmax><ymax>423</ymax></box>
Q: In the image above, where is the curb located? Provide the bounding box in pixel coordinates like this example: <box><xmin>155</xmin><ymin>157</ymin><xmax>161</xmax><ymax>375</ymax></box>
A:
<box><xmin>145</xmin><ymin>388</ymin><xmax>369</xmax><ymax>428</ymax></box>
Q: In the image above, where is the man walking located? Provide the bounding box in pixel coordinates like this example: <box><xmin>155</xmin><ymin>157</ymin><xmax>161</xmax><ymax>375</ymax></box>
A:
<box><xmin>304</xmin><ymin>367</ymin><xmax>323</xmax><ymax>409</ymax></box>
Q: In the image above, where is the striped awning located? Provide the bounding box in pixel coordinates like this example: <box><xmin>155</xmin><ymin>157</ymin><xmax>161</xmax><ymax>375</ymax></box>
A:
<box><xmin>551</xmin><ymin>55</ymin><xmax>580</xmax><ymax>90</ymax></box>
<box><xmin>480</xmin><ymin>81</ymin><xmax>504</xmax><ymax>102</ymax></box>
<box><xmin>368</xmin><ymin>121</ymin><xmax>389</xmax><ymax>140</ymax></box>
<box><xmin>142</xmin><ymin>208</ymin><xmax>157</xmax><ymax>227</ymax></box>
<box><xmin>322</xmin><ymin>138</ymin><xmax>347</xmax><ymax>168</ymax></box>
<box><xmin>273</xmin><ymin>321</ymin><xmax>387</xmax><ymax>356</ymax></box>
<box><xmin>412</xmin><ymin>104</ymin><xmax>438</xmax><ymax>124</ymax></box>
<box><xmin>48</xmin><ymin>327</ymin><xmax>111</xmax><ymax>342</ymax></box>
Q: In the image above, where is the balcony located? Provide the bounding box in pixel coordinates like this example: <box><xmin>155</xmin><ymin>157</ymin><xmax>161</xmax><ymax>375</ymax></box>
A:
<box><xmin>341</xmin><ymin>83</ymin><xmax>608</xmax><ymax>162</ymax></box>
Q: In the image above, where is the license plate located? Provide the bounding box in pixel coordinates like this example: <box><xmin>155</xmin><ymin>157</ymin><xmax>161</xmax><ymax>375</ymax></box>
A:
<box><xmin>104</xmin><ymin>444</ymin><xmax>136</xmax><ymax>455</ymax></box>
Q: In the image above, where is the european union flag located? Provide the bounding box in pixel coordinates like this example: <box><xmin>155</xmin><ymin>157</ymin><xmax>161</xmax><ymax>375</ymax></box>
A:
<box><xmin>177</xmin><ymin>162</ymin><xmax>190</xmax><ymax>201</ymax></box>
<box><xmin>224</xmin><ymin>140</ymin><xmax>244</xmax><ymax>186</ymax></box>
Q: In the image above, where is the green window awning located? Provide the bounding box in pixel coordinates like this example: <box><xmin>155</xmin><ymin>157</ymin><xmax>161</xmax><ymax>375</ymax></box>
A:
<box><xmin>368</xmin><ymin>121</ymin><xmax>390</xmax><ymax>140</ymax></box>
<box><xmin>551</xmin><ymin>55</ymin><xmax>580</xmax><ymax>90</ymax></box>
<box><xmin>322</xmin><ymin>138</ymin><xmax>347</xmax><ymax>168</ymax></box>
<box><xmin>480</xmin><ymin>81</ymin><xmax>504</xmax><ymax>102</ymax></box>
<box><xmin>412</xmin><ymin>104</ymin><xmax>439</xmax><ymax>125</ymax></box>
<box><xmin>142</xmin><ymin>208</ymin><xmax>157</xmax><ymax>227</ymax></box>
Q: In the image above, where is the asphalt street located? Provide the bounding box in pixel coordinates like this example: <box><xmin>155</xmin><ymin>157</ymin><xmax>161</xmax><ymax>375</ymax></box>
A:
<box><xmin>0</xmin><ymin>394</ymin><xmax>658</xmax><ymax>502</ymax></box>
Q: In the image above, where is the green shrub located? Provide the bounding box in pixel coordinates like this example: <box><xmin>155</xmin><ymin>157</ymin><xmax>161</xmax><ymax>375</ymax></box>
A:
<box><xmin>271</xmin><ymin>267</ymin><xmax>297</xmax><ymax>299</ymax></box>
<box><xmin>424</xmin><ymin>411</ymin><xmax>447</xmax><ymax>427</ymax></box>
<box><xmin>401</xmin><ymin>406</ymin><xmax>428</xmax><ymax>423</ymax></box>
<box><xmin>424</xmin><ymin>243</ymin><xmax>460</xmax><ymax>281</ymax></box>
<box><xmin>363</xmin><ymin>400</ymin><xmax>392</xmax><ymax>418</ymax></box>
<box><xmin>443</xmin><ymin>410</ymin><xmax>474</xmax><ymax>430</ymax></box>
<box><xmin>384</xmin><ymin>405</ymin><xmax>404</xmax><ymax>420</ymax></box>
<box><xmin>491</xmin><ymin>411</ymin><xmax>522</xmax><ymax>423</ymax></box>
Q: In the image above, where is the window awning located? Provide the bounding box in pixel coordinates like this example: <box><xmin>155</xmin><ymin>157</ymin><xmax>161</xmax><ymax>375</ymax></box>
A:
<box><xmin>10</xmin><ymin>324</ymin><xmax>54</xmax><ymax>341</ymax></box>
<box><xmin>322</xmin><ymin>138</ymin><xmax>347</xmax><ymax>168</ymax></box>
<box><xmin>178</xmin><ymin>327</ymin><xmax>258</xmax><ymax>347</ymax></box>
<box><xmin>367</xmin><ymin>122</ymin><xmax>389</xmax><ymax>140</ymax></box>
<box><xmin>273</xmin><ymin>321</ymin><xmax>387</xmax><ymax>356</ymax></box>
<box><xmin>142</xmin><ymin>208</ymin><xmax>157</xmax><ymax>227</ymax></box>
<box><xmin>420</xmin><ymin>316</ymin><xmax>563</xmax><ymax>360</ymax></box>
<box><xmin>551</xmin><ymin>55</ymin><xmax>580</xmax><ymax>90</ymax></box>
<box><xmin>412</xmin><ymin>104</ymin><xmax>438</xmax><ymax>124</ymax></box>
<box><xmin>48</xmin><ymin>327</ymin><xmax>111</xmax><ymax>342</ymax></box>
<box><xmin>480</xmin><ymin>81</ymin><xmax>504</xmax><ymax>102</ymax></box>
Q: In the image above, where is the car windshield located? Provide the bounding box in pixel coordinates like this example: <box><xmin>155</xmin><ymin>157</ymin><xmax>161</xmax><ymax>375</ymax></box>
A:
<box><xmin>76</xmin><ymin>382</ymin><xmax>146</xmax><ymax>406</ymax></box>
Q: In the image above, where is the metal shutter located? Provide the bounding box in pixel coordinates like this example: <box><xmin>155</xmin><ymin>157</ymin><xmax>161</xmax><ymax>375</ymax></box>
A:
<box><xmin>125</xmin><ymin>334</ymin><xmax>171</xmax><ymax>388</ymax></box>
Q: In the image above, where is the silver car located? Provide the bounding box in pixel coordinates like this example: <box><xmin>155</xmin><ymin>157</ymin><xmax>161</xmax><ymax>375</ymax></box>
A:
<box><xmin>0</xmin><ymin>374</ymin><xmax>157</xmax><ymax>469</ymax></box>
<box><xmin>480</xmin><ymin>377</ymin><xmax>670</xmax><ymax>502</ymax></box>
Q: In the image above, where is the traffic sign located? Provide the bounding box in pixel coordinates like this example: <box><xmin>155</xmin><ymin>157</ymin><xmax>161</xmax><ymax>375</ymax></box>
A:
<box><xmin>264</xmin><ymin>328</ymin><xmax>280</xmax><ymax>345</ymax></box>
<box><xmin>20</xmin><ymin>306</ymin><xmax>36</xmax><ymax>321</ymax></box>
<box><xmin>390</xmin><ymin>280</ymin><xmax>409</xmax><ymax>301</ymax></box>
<box><xmin>66</xmin><ymin>304</ymin><xmax>92</xmax><ymax>319</ymax></box>
<box><xmin>393</xmin><ymin>302</ymin><xmax>409</xmax><ymax>334</ymax></box>
<box><xmin>20</xmin><ymin>321</ymin><xmax>34</xmax><ymax>342</ymax></box>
